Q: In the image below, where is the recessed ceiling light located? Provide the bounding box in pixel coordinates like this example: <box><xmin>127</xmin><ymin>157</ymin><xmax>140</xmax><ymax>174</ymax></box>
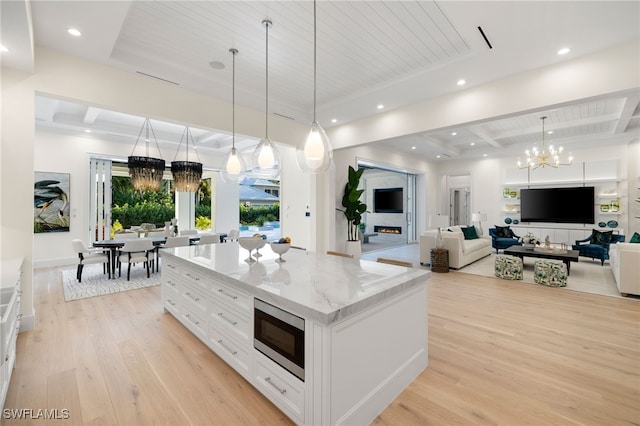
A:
<box><xmin>451</xmin><ymin>132</ymin><xmax>457</xmax><ymax>136</ymax></box>
<box><xmin>84</xmin><ymin>129</ymin><xmax>91</xmax><ymax>133</ymax></box>
<box><xmin>209</xmin><ymin>60</ymin><xmax>225</xmax><ymax>70</ymax></box>
<box><xmin>483</xmin><ymin>154</ymin><xmax>488</xmax><ymax>157</ymax></box>
<box><xmin>436</xmin><ymin>155</ymin><xmax>441</xmax><ymax>159</ymax></box>
<box><xmin>470</xmin><ymin>142</ymin><xmax>475</xmax><ymax>146</ymax></box>
<box><xmin>457</xmin><ymin>79</ymin><xmax>466</xmax><ymax>86</ymax></box>
<box><xmin>331</xmin><ymin>118</ymin><xmax>337</xmax><ymax>123</ymax></box>
<box><xmin>377</xmin><ymin>104</ymin><xmax>384</xmax><ymax>109</ymax></box>
<box><xmin>67</xmin><ymin>28</ymin><xmax>82</xmax><ymax>37</ymax></box>
<box><xmin>411</xmin><ymin>146</ymin><xmax>416</xmax><ymax>150</ymax></box>
<box><xmin>557</xmin><ymin>47</ymin><xmax>571</xmax><ymax>55</ymax></box>
<box><xmin>1</xmin><ymin>45</ymin><xmax>8</xmax><ymax>53</ymax></box>
<box><xmin>547</xmin><ymin>130</ymin><xmax>553</xmax><ymax>134</ymax></box>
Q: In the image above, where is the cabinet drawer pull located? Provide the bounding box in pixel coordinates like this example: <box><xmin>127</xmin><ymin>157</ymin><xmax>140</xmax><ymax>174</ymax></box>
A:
<box><xmin>167</xmin><ymin>300</ymin><xmax>176</xmax><ymax>306</ymax></box>
<box><xmin>265</xmin><ymin>377</ymin><xmax>286</xmax><ymax>395</ymax></box>
<box><xmin>167</xmin><ymin>280</ymin><xmax>177</xmax><ymax>287</ymax></box>
<box><xmin>185</xmin><ymin>313</ymin><xmax>199</xmax><ymax>325</ymax></box>
<box><xmin>218</xmin><ymin>312</ymin><xmax>238</xmax><ymax>326</ymax></box>
<box><xmin>218</xmin><ymin>289</ymin><xmax>238</xmax><ymax>300</ymax></box>
<box><xmin>185</xmin><ymin>292</ymin><xmax>200</xmax><ymax>302</ymax></box>
<box><xmin>217</xmin><ymin>339</ymin><xmax>238</xmax><ymax>355</ymax></box>
<box><xmin>186</xmin><ymin>273</ymin><xmax>200</xmax><ymax>281</ymax></box>
<box><xmin>167</xmin><ymin>264</ymin><xmax>176</xmax><ymax>269</ymax></box>
<box><xmin>17</xmin><ymin>313</ymin><xmax>23</xmax><ymax>319</ymax></box>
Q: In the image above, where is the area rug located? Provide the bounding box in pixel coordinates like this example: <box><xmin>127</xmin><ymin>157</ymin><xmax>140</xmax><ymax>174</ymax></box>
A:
<box><xmin>62</xmin><ymin>264</ymin><xmax>160</xmax><ymax>302</ymax></box>
<box><xmin>458</xmin><ymin>253</ymin><xmax>624</xmax><ymax>298</ymax></box>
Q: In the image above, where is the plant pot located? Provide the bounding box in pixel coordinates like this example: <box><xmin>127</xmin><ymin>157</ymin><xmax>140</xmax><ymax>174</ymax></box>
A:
<box><xmin>345</xmin><ymin>240</ymin><xmax>361</xmax><ymax>259</ymax></box>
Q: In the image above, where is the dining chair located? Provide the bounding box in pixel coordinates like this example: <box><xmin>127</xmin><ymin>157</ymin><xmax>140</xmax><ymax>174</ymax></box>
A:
<box><xmin>179</xmin><ymin>229</ymin><xmax>198</xmax><ymax>236</ymax></box>
<box><xmin>196</xmin><ymin>233</ymin><xmax>221</xmax><ymax>244</ymax></box>
<box><xmin>326</xmin><ymin>250</ymin><xmax>354</xmax><ymax>259</ymax></box>
<box><xmin>114</xmin><ymin>232</ymin><xmax>138</xmax><ymax>240</ymax></box>
<box><xmin>146</xmin><ymin>230</ymin><xmax>166</xmax><ymax>238</ymax></box>
<box><xmin>162</xmin><ymin>235</ymin><xmax>191</xmax><ymax>248</ymax></box>
<box><xmin>71</xmin><ymin>239</ymin><xmax>111</xmax><ymax>282</ymax></box>
<box><xmin>117</xmin><ymin>238</ymin><xmax>155</xmax><ymax>280</ymax></box>
<box><xmin>224</xmin><ymin>229</ymin><xmax>240</xmax><ymax>242</ymax></box>
<box><xmin>376</xmin><ymin>257</ymin><xmax>413</xmax><ymax>268</ymax></box>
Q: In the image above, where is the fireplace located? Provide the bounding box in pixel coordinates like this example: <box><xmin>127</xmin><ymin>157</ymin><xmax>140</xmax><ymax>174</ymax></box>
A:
<box><xmin>374</xmin><ymin>225</ymin><xmax>402</xmax><ymax>235</ymax></box>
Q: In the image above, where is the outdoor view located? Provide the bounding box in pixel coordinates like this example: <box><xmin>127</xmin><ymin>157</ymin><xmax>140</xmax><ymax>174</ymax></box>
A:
<box><xmin>110</xmin><ymin>175</ymin><xmax>280</xmax><ymax>236</ymax></box>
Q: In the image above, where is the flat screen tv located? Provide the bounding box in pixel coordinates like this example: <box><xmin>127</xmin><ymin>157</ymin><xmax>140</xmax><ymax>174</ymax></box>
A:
<box><xmin>520</xmin><ymin>186</ymin><xmax>594</xmax><ymax>224</ymax></box>
<box><xmin>374</xmin><ymin>187</ymin><xmax>403</xmax><ymax>213</ymax></box>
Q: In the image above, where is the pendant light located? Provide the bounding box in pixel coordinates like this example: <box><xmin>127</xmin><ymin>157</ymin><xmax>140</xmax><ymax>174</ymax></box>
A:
<box><xmin>517</xmin><ymin>116</ymin><xmax>573</xmax><ymax>170</ymax></box>
<box><xmin>171</xmin><ymin>126</ymin><xmax>203</xmax><ymax>192</ymax></box>
<box><xmin>128</xmin><ymin>118</ymin><xmax>166</xmax><ymax>191</ymax></box>
<box><xmin>296</xmin><ymin>0</ymin><xmax>332</xmax><ymax>173</ymax></box>
<box><xmin>251</xmin><ymin>19</ymin><xmax>281</xmax><ymax>180</ymax></box>
<box><xmin>220</xmin><ymin>48</ymin><xmax>246</xmax><ymax>183</ymax></box>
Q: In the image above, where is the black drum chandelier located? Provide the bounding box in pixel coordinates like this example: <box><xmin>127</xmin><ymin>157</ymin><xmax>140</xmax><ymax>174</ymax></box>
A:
<box><xmin>128</xmin><ymin>118</ymin><xmax>166</xmax><ymax>191</ymax></box>
<box><xmin>171</xmin><ymin>126</ymin><xmax>203</xmax><ymax>192</ymax></box>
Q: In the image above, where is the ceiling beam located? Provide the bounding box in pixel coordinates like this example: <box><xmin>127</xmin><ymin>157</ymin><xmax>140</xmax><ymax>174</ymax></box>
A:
<box><xmin>466</xmin><ymin>128</ymin><xmax>504</xmax><ymax>148</ymax></box>
<box><xmin>420</xmin><ymin>135</ymin><xmax>461</xmax><ymax>157</ymax></box>
<box><xmin>613</xmin><ymin>94</ymin><xmax>640</xmax><ymax>134</ymax></box>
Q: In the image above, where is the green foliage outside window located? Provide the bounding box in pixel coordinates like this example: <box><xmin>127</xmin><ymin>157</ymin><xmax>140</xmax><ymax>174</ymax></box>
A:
<box><xmin>240</xmin><ymin>203</ymin><xmax>279</xmax><ymax>226</ymax></box>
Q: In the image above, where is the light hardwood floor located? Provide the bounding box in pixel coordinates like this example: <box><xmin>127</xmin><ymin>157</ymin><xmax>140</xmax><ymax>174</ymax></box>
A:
<box><xmin>4</xmin><ymin>266</ymin><xmax>639</xmax><ymax>425</ymax></box>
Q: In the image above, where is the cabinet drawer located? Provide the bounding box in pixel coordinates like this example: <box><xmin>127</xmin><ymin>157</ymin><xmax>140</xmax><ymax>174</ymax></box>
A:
<box><xmin>211</xmin><ymin>279</ymin><xmax>251</xmax><ymax>314</ymax></box>
<box><xmin>179</xmin><ymin>307</ymin><xmax>207</xmax><ymax>341</ymax></box>
<box><xmin>210</xmin><ymin>300</ymin><xmax>251</xmax><ymax>343</ymax></box>
<box><xmin>254</xmin><ymin>352</ymin><xmax>305</xmax><ymax>423</ymax></box>
<box><xmin>183</xmin><ymin>269</ymin><xmax>209</xmax><ymax>293</ymax></box>
<box><xmin>163</xmin><ymin>260</ymin><xmax>181</xmax><ymax>275</ymax></box>
<box><xmin>181</xmin><ymin>282</ymin><xmax>210</xmax><ymax>317</ymax></box>
<box><xmin>208</xmin><ymin>325</ymin><xmax>251</xmax><ymax>377</ymax></box>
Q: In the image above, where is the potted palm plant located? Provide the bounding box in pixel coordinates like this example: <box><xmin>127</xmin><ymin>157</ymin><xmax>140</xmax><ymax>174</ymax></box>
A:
<box><xmin>337</xmin><ymin>165</ymin><xmax>367</xmax><ymax>257</ymax></box>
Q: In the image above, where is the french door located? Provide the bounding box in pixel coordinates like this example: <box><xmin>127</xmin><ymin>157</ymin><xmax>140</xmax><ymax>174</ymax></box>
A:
<box><xmin>89</xmin><ymin>158</ymin><xmax>112</xmax><ymax>242</ymax></box>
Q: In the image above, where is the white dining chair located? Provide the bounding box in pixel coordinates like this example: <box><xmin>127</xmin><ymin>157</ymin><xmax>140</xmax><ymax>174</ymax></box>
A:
<box><xmin>224</xmin><ymin>229</ymin><xmax>240</xmax><ymax>242</ymax></box>
<box><xmin>196</xmin><ymin>233</ymin><xmax>221</xmax><ymax>245</ymax></box>
<box><xmin>117</xmin><ymin>238</ymin><xmax>155</xmax><ymax>280</ymax></box>
<box><xmin>71</xmin><ymin>239</ymin><xmax>111</xmax><ymax>282</ymax></box>
<box><xmin>162</xmin><ymin>235</ymin><xmax>191</xmax><ymax>248</ymax></box>
<box><xmin>146</xmin><ymin>230</ymin><xmax>166</xmax><ymax>238</ymax></box>
<box><xmin>114</xmin><ymin>232</ymin><xmax>138</xmax><ymax>240</ymax></box>
<box><xmin>179</xmin><ymin>229</ymin><xmax>198</xmax><ymax>236</ymax></box>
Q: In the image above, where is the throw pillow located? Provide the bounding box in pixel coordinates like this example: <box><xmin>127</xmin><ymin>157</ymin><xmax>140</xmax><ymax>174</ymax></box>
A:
<box><xmin>494</xmin><ymin>225</ymin><xmax>513</xmax><ymax>238</ymax></box>
<box><xmin>629</xmin><ymin>232</ymin><xmax>640</xmax><ymax>244</ymax></box>
<box><xmin>590</xmin><ymin>229</ymin><xmax>613</xmax><ymax>245</ymax></box>
<box><xmin>462</xmin><ymin>226</ymin><xmax>479</xmax><ymax>240</ymax></box>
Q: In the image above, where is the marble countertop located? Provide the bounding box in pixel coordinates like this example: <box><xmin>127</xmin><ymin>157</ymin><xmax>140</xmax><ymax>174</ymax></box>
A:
<box><xmin>162</xmin><ymin>243</ymin><xmax>430</xmax><ymax>325</ymax></box>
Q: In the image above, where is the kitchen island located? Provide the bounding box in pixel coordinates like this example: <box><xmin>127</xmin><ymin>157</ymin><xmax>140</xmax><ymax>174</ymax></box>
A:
<box><xmin>161</xmin><ymin>243</ymin><xmax>429</xmax><ymax>425</ymax></box>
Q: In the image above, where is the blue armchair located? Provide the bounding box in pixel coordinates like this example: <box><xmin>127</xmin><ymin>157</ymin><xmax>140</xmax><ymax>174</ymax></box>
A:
<box><xmin>489</xmin><ymin>227</ymin><xmax>522</xmax><ymax>253</ymax></box>
<box><xmin>572</xmin><ymin>231</ymin><xmax>625</xmax><ymax>266</ymax></box>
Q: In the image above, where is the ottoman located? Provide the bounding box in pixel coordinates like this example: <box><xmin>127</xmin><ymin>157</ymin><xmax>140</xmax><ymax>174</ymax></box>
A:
<box><xmin>534</xmin><ymin>260</ymin><xmax>567</xmax><ymax>287</ymax></box>
<box><xmin>495</xmin><ymin>254</ymin><xmax>523</xmax><ymax>280</ymax></box>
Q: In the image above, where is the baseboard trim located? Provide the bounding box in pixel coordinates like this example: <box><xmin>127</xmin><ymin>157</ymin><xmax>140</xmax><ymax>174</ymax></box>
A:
<box><xmin>34</xmin><ymin>258</ymin><xmax>76</xmax><ymax>269</ymax></box>
<box><xmin>19</xmin><ymin>311</ymin><xmax>35</xmax><ymax>332</ymax></box>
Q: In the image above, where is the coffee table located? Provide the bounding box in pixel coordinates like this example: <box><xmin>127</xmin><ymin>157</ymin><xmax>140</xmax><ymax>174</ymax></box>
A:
<box><xmin>504</xmin><ymin>245</ymin><xmax>579</xmax><ymax>275</ymax></box>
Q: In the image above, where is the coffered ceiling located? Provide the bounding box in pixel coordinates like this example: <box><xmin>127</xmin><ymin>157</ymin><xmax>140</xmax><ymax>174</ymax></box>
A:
<box><xmin>3</xmin><ymin>1</ymin><xmax>640</xmax><ymax>162</ymax></box>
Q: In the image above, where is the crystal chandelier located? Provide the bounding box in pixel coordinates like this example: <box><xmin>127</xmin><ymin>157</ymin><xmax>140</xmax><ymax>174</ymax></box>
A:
<box><xmin>221</xmin><ymin>48</ymin><xmax>246</xmax><ymax>183</ymax></box>
<box><xmin>296</xmin><ymin>0</ymin><xmax>332</xmax><ymax>173</ymax></box>
<box><xmin>171</xmin><ymin>126</ymin><xmax>203</xmax><ymax>192</ymax></box>
<box><xmin>518</xmin><ymin>116</ymin><xmax>573</xmax><ymax>170</ymax></box>
<box><xmin>128</xmin><ymin>118</ymin><xmax>166</xmax><ymax>191</ymax></box>
<box><xmin>251</xmin><ymin>19</ymin><xmax>281</xmax><ymax>180</ymax></box>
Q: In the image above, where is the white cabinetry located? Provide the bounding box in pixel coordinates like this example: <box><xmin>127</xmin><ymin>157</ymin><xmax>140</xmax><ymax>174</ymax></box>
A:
<box><xmin>1</xmin><ymin>259</ymin><xmax>23</xmax><ymax>409</ymax></box>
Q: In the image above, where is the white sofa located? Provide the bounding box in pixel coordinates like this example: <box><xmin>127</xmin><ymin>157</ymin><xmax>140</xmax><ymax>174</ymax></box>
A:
<box><xmin>608</xmin><ymin>242</ymin><xmax>640</xmax><ymax>296</ymax></box>
<box><xmin>420</xmin><ymin>227</ymin><xmax>492</xmax><ymax>269</ymax></box>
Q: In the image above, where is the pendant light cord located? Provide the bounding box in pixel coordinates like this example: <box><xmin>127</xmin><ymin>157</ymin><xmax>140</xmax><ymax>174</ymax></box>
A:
<box><xmin>230</xmin><ymin>48</ymin><xmax>237</xmax><ymax>150</ymax></box>
<box><xmin>264</xmin><ymin>20</ymin><xmax>270</xmax><ymax>137</ymax></box>
<box><xmin>313</xmin><ymin>0</ymin><xmax>317</xmax><ymax>123</ymax></box>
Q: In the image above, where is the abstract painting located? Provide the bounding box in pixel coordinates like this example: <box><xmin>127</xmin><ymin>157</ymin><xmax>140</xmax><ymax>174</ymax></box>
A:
<box><xmin>34</xmin><ymin>172</ymin><xmax>70</xmax><ymax>233</ymax></box>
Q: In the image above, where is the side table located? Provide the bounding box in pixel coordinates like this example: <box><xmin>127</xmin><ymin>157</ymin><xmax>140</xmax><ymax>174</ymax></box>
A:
<box><xmin>430</xmin><ymin>248</ymin><xmax>449</xmax><ymax>273</ymax></box>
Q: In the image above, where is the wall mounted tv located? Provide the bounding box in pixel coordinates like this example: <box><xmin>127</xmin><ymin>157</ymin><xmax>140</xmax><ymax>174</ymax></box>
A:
<box><xmin>374</xmin><ymin>187</ymin><xmax>403</xmax><ymax>213</ymax></box>
<box><xmin>520</xmin><ymin>186</ymin><xmax>595</xmax><ymax>224</ymax></box>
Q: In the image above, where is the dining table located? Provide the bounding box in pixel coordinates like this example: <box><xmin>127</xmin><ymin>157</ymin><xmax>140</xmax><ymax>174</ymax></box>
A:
<box><xmin>93</xmin><ymin>236</ymin><xmax>200</xmax><ymax>278</ymax></box>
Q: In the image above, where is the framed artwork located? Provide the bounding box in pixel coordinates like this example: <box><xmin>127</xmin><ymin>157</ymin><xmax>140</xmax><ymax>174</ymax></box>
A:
<box><xmin>34</xmin><ymin>172</ymin><xmax>70</xmax><ymax>233</ymax></box>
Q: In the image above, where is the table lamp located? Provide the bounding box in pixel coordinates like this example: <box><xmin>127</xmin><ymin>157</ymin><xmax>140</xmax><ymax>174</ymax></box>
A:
<box><xmin>472</xmin><ymin>212</ymin><xmax>487</xmax><ymax>236</ymax></box>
